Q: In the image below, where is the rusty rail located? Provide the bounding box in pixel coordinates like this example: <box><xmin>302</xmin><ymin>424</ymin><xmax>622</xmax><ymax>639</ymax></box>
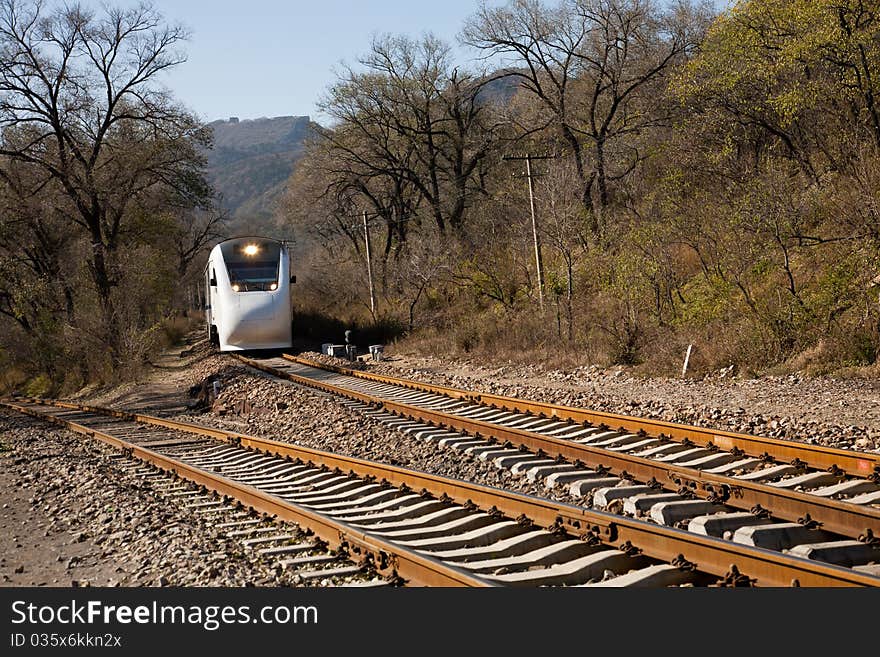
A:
<box><xmin>282</xmin><ymin>354</ymin><xmax>880</xmax><ymax>479</ymax></box>
<box><xmin>2</xmin><ymin>399</ymin><xmax>490</xmax><ymax>587</ymax></box>
<box><xmin>6</xmin><ymin>397</ymin><xmax>879</xmax><ymax>587</ymax></box>
<box><xmin>236</xmin><ymin>357</ymin><xmax>880</xmax><ymax>541</ymax></box>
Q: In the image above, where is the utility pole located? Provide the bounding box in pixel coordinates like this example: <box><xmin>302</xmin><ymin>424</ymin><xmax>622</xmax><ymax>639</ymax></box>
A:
<box><xmin>525</xmin><ymin>155</ymin><xmax>544</xmax><ymax>312</ymax></box>
<box><xmin>503</xmin><ymin>153</ymin><xmax>554</xmax><ymax>312</ymax></box>
<box><xmin>363</xmin><ymin>210</ymin><xmax>376</xmax><ymax>317</ymax></box>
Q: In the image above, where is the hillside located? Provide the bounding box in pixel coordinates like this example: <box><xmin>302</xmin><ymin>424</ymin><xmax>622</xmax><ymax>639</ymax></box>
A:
<box><xmin>205</xmin><ymin>115</ymin><xmax>316</xmax><ymax>236</ymax></box>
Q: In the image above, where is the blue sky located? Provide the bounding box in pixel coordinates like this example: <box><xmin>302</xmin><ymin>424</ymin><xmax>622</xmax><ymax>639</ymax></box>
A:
<box><xmin>103</xmin><ymin>1</ymin><xmax>503</xmax><ymax>124</ymax></box>
<box><xmin>100</xmin><ymin>1</ymin><xmax>728</xmax><ymax>125</ymax></box>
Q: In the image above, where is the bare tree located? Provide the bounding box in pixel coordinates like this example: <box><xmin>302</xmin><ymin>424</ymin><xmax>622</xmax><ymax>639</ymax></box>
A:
<box><xmin>284</xmin><ymin>137</ymin><xmax>423</xmax><ymax>293</ymax></box>
<box><xmin>535</xmin><ymin>159</ymin><xmax>588</xmax><ymax>339</ymax></box>
<box><xmin>463</xmin><ymin>0</ymin><xmax>710</xmax><ymax>231</ymax></box>
<box><xmin>317</xmin><ymin>33</ymin><xmax>502</xmax><ymax>238</ymax></box>
<box><xmin>172</xmin><ymin>206</ymin><xmax>227</xmax><ymax>278</ymax></box>
<box><xmin>0</xmin><ymin>0</ymin><xmax>211</xmax><ymax>359</ymax></box>
<box><xmin>0</xmin><ymin>158</ymin><xmax>77</xmax><ymax>330</ymax></box>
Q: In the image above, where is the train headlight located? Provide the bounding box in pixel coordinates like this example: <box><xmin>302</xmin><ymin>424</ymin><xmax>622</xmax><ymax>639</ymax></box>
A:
<box><xmin>232</xmin><ymin>284</ymin><xmax>240</xmax><ymax>292</ymax></box>
<box><xmin>270</xmin><ymin>282</ymin><xmax>277</xmax><ymax>291</ymax></box>
<box><xmin>243</xmin><ymin>244</ymin><xmax>259</xmax><ymax>256</ymax></box>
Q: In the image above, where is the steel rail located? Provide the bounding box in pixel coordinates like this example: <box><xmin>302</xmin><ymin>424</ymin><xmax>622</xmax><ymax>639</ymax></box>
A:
<box><xmin>1</xmin><ymin>399</ymin><xmax>491</xmax><ymax>587</ymax></box>
<box><xmin>6</xmin><ymin>398</ymin><xmax>879</xmax><ymax>587</ymax></box>
<box><xmin>239</xmin><ymin>357</ymin><xmax>880</xmax><ymax>541</ymax></box>
<box><xmin>282</xmin><ymin>354</ymin><xmax>880</xmax><ymax>479</ymax></box>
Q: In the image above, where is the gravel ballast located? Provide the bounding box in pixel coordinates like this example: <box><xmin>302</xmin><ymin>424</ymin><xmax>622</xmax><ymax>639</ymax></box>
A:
<box><xmin>0</xmin><ymin>408</ymin><xmax>368</xmax><ymax>587</ymax></box>
<box><xmin>301</xmin><ymin>351</ymin><xmax>880</xmax><ymax>453</ymax></box>
<box><xmin>5</xmin><ymin>334</ymin><xmax>878</xmax><ymax>588</ymax></box>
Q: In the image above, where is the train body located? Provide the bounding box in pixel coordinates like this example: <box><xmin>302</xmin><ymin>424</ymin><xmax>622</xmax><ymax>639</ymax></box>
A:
<box><xmin>204</xmin><ymin>236</ymin><xmax>293</xmax><ymax>351</ymax></box>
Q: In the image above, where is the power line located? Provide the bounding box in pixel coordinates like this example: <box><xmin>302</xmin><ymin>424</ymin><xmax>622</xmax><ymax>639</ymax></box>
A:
<box><xmin>333</xmin><ymin>210</ymin><xmax>417</xmax><ymax>232</ymax></box>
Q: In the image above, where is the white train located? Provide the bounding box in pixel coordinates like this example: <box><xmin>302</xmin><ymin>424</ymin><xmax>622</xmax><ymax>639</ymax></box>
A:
<box><xmin>204</xmin><ymin>236</ymin><xmax>293</xmax><ymax>351</ymax></box>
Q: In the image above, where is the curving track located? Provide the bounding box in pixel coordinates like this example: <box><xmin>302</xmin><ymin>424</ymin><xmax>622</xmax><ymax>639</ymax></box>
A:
<box><xmin>230</xmin><ymin>354</ymin><xmax>880</xmax><ymax>578</ymax></box>
<box><xmin>3</xmin><ymin>397</ymin><xmax>878</xmax><ymax>587</ymax></box>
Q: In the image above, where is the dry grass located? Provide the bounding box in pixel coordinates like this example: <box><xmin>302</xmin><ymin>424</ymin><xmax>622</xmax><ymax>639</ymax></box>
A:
<box><xmin>385</xmin><ymin>304</ymin><xmax>880</xmax><ymax>380</ymax></box>
<box><xmin>0</xmin><ymin>365</ymin><xmax>27</xmax><ymax>395</ymax></box>
<box><xmin>160</xmin><ymin>313</ymin><xmax>203</xmax><ymax>348</ymax></box>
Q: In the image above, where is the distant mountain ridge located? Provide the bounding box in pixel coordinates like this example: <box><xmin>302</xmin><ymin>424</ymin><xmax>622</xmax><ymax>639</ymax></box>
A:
<box><xmin>203</xmin><ymin>76</ymin><xmax>517</xmax><ymax>236</ymax></box>
<box><xmin>205</xmin><ymin>115</ymin><xmax>316</xmax><ymax>235</ymax></box>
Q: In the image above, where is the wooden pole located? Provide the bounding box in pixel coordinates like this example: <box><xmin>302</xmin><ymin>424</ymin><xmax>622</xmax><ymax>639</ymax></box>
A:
<box><xmin>525</xmin><ymin>154</ymin><xmax>545</xmax><ymax>312</ymax></box>
<box><xmin>363</xmin><ymin>210</ymin><xmax>376</xmax><ymax>318</ymax></box>
<box><xmin>503</xmin><ymin>153</ymin><xmax>554</xmax><ymax>313</ymax></box>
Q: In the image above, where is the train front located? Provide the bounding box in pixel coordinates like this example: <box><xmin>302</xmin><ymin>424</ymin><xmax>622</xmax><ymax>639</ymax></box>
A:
<box><xmin>216</xmin><ymin>237</ymin><xmax>292</xmax><ymax>351</ymax></box>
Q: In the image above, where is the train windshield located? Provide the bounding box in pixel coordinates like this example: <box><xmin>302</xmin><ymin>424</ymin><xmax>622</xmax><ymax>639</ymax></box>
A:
<box><xmin>220</xmin><ymin>239</ymin><xmax>281</xmax><ymax>292</ymax></box>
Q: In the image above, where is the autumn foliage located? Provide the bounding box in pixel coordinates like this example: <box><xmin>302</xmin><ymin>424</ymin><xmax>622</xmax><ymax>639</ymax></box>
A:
<box><xmin>282</xmin><ymin>0</ymin><xmax>880</xmax><ymax>376</ymax></box>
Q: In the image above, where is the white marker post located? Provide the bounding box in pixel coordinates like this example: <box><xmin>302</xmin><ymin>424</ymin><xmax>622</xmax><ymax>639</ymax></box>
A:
<box><xmin>682</xmin><ymin>344</ymin><xmax>693</xmax><ymax>377</ymax></box>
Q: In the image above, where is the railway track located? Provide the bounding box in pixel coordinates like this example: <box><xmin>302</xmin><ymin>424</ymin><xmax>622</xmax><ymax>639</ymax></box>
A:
<box><xmin>112</xmin><ymin>455</ymin><xmax>386</xmax><ymax>587</ymax></box>
<box><xmin>3</xmin><ymin>397</ymin><xmax>879</xmax><ymax>587</ymax></box>
<box><xmin>227</xmin><ymin>353</ymin><xmax>880</xmax><ymax>577</ymax></box>
<box><xmin>3</xmin><ymin>407</ymin><xmax>390</xmax><ymax>587</ymax></box>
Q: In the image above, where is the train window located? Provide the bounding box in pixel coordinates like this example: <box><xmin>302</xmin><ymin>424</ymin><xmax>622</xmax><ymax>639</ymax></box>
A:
<box><xmin>220</xmin><ymin>239</ymin><xmax>281</xmax><ymax>292</ymax></box>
